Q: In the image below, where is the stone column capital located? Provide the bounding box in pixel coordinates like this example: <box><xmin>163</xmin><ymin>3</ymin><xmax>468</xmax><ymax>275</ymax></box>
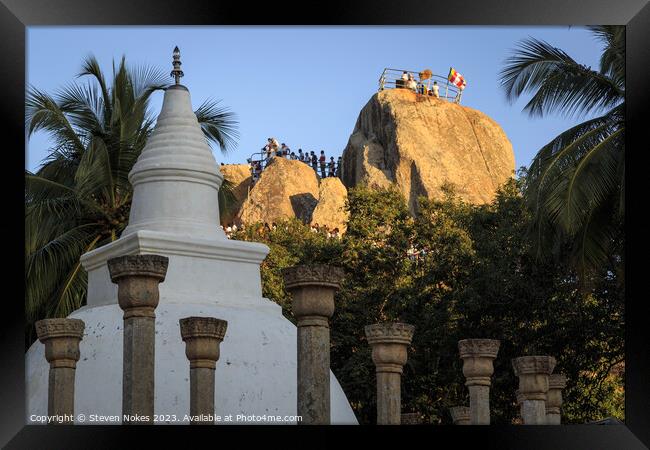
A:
<box><xmin>458</xmin><ymin>339</ymin><xmax>500</xmax><ymax>386</ymax></box>
<box><xmin>365</xmin><ymin>323</ymin><xmax>414</xmax><ymax>373</ymax></box>
<box><xmin>546</xmin><ymin>373</ymin><xmax>567</xmax><ymax>414</ymax></box>
<box><xmin>36</xmin><ymin>318</ymin><xmax>85</xmax><ymax>340</ymax></box>
<box><xmin>512</xmin><ymin>356</ymin><xmax>556</xmax><ymax>401</ymax></box>
<box><xmin>107</xmin><ymin>254</ymin><xmax>169</xmax><ymax>281</ymax></box>
<box><xmin>282</xmin><ymin>265</ymin><xmax>343</xmax><ymax>323</ymax></box>
<box><xmin>512</xmin><ymin>355</ymin><xmax>556</xmax><ymax>376</ymax></box>
<box><xmin>108</xmin><ymin>254</ymin><xmax>169</xmax><ymax>318</ymax></box>
<box><xmin>458</xmin><ymin>339</ymin><xmax>500</xmax><ymax>359</ymax></box>
<box><xmin>180</xmin><ymin>317</ymin><xmax>228</xmax><ymax>369</ymax></box>
<box><xmin>282</xmin><ymin>264</ymin><xmax>345</xmax><ymax>290</ymax></box>
<box><xmin>365</xmin><ymin>322</ymin><xmax>415</xmax><ymax>345</ymax></box>
<box><xmin>549</xmin><ymin>373</ymin><xmax>567</xmax><ymax>390</ymax></box>
<box><xmin>449</xmin><ymin>406</ymin><xmax>471</xmax><ymax>425</ymax></box>
<box><xmin>36</xmin><ymin>318</ymin><xmax>85</xmax><ymax>369</ymax></box>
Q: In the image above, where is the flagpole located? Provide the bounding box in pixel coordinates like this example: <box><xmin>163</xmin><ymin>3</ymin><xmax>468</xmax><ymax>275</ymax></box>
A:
<box><xmin>445</xmin><ymin>67</ymin><xmax>450</xmax><ymax>100</ymax></box>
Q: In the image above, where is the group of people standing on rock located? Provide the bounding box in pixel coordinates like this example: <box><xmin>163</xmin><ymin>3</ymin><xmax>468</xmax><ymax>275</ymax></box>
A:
<box><xmin>251</xmin><ymin>137</ymin><xmax>342</xmax><ymax>181</ymax></box>
<box><xmin>299</xmin><ymin>149</ymin><xmax>342</xmax><ymax>179</ymax></box>
<box><xmin>398</xmin><ymin>71</ymin><xmax>441</xmax><ymax>98</ymax></box>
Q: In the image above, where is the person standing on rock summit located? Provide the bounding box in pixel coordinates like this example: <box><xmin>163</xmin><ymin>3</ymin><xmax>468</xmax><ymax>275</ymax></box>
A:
<box><xmin>431</xmin><ymin>81</ymin><xmax>440</xmax><ymax>98</ymax></box>
<box><xmin>327</xmin><ymin>157</ymin><xmax>336</xmax><ymax>177</ymax></box>
<box><xmin>319</xmin><ymin>151</ymin><xmax>327</xmax><ymax>178</ymax></box>
<box><xmin>311</xmin><ymin>151</ymin><xmax>318</xmax><ymax>172</ymax></box>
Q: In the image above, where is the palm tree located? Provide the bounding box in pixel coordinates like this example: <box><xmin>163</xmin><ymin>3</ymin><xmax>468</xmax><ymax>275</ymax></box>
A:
<box><xmin>499</xmin><ymin>26</ymin><xmax>624</xmax><ymax>279</ymax></box>
<box><xmin>26</xmin><ymin>55</ymin><xmax>239</xmax><ymax>343</ymax></box>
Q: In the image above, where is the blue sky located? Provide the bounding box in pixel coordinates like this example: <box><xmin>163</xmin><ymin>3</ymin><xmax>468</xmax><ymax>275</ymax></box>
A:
<box><xmin>26</xmin><ymin>26</ymin><xmax>604</xmax><ymax>172</ymax></box>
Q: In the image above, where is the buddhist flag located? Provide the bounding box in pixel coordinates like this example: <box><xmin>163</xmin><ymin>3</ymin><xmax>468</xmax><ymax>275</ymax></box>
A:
<box><xmin>448</xmin><ymin>67</ymin><xmax>467</xmax><ymax>90</ymax></box>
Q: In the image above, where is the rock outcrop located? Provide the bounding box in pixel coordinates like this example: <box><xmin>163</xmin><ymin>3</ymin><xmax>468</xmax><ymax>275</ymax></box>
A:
<box><xmin>237</xmin><ymin>157</ymin><xmax>348</xmax><ymax>228</ymax></box>
<box><xmin>220</xmin><ymin>164</ymin><xmax>253</xmax><ymax>226</ymax></box>
<box><xmin>341</xmin><ymin>89</ymin><xmax>515</xmax><ymax>212</ymax></box>
<box><xmin>311</xmin><ymin>177</ymin><xmax>348</xmax><ymax>232</ymax></box>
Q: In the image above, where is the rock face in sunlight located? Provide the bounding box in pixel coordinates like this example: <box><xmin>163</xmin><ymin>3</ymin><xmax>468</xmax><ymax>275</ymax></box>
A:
<box><xmin>341</xmin><ymin>89</ymin><xmax>515</xmax><ymax>213</ymax></box>
<box><xmin>237</xmin><ymin>157</ymin><xmax>348</xmax><ymax>229</ymax></box>
<box><xmin>311</xmin><ymin>177</ymin><xmax>348</xmax><ymax>232</ymax></box>
<box><xmin>220</xmin><ymin>164</ymin><xmax>253</xmax><ymax>226</ymax></box>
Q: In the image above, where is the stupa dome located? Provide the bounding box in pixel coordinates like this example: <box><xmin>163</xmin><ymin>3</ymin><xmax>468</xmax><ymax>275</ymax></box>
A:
<box><xmin>25</xmin><ymin>59</ymin><xmax>358</xmax><ymax>424</ymax></box>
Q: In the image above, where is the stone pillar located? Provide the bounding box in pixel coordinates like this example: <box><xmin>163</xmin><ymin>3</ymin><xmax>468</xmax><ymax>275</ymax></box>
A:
<box><xmin>400</xmin><ymin>413</ymin><xmax>422</xmax><ymax>425</ymax></box>
<box><xmin>449</xmin><ymin>406</ymin><xmax>471</xmax><ymax>425</ymax></box>
<box><xmin>108</xmin><ymin>254</ymin><xmax>169</xmax><ymax>424</ymax></box>
<box><xmin>35</xmin><ymin>318</ymin><xmax>85</xmax><ymax>424</ymax></box>
<box><xmin>458</xmin><ymin>339</ymin><xmax>500</xmax><ymax>425</ymax></box>
<box><xmin>546</xmin><ymin>373</ymin><xmax>567</xmax><ymax>425</ymax></box>
<box><xmin>365</xmin><ymin>322</ymin><xmax>415</xmax><ymax>425</ymax></box>
<box><xmin>179</xmin><ymin>316</ymin><xmax>228</xmax><ymax>425</ymax></box>
<box><xmin>512</xmin><ymin>356</ymin><xmax>556</xmax><ymax>425</ymax></box>
<box><xmin>282</xmin><ymin>264</ymin><xmax>344</xmax><ymax>425</ymax></box>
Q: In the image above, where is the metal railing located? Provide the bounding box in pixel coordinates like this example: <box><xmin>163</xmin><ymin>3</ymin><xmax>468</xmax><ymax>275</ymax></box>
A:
<box><xmin>246</xmin><ymin>150</ymin><xmax>342</xmax><ymax>184</ymax></box>
<box><xmin>378</xmin><ymin>68</ymin><xmax>463</xmax><ymax>102</ymax></box>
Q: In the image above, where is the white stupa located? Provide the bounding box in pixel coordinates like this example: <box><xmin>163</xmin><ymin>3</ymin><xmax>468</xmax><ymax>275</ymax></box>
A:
<box><xmin>25</xmin><ymin>48</ymin><xmax>358</xmax><ymax>424</ymax></box>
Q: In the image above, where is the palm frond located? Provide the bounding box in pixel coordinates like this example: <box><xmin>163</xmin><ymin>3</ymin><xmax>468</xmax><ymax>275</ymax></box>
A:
<box><xmin>558</xmin><ymin>128</ymin><xmax>624</xmax><ymax>232</ymax></box>
<box><xmin>131</xmin><ymin>63</ymin><xmax>168</xmax><ymax>100</ymax></box>
<box><xmin>194</xmin><ymin>99</ymin><xmax>239</xmax><ymax>154</ymax></box>
<box><xmin>587</xmin><ymin>25</ymin><xmax>625</xmax><ymax>89</ymax></box>
<box><xmin>56</xmin><ymin>81</ymin><xmax>105</xmax><ymax>135</ymax></box>
<box><xmin>218</xmin><ymin>178</ymin><xmax>238</xmax><ymax>218</ymax></box>
<box><xmin>573</xmin><ymin>200</ymin><xmax>618</xmax><ymax>283</ymax></box>
<box><xmin>25</xmin><ymin>224</ymin><xmax>99</xmax><ymax>319</ymax></box>
<box><xmin>26</xmin><ymin>173</ymin><xmax>107</xmax><ymax>219</ymax></box>
<box><xmin>78</xmin><ymin>54</ymin><xmax>112</xmax><ymax>127</ymax></box>
<box><xmin>74</xmin><ymin>136</ymin><xmax>115</xmax><ymax>205</ymax></box>
<box><xmin>26</xmin><ymin>86</ymin><xmax>86</xmax><ymax>153</ymax></box>
<box><xmin>500</xmin><ymin>37</ymin><xmax>623</xmax><ymax>118</ymax></box>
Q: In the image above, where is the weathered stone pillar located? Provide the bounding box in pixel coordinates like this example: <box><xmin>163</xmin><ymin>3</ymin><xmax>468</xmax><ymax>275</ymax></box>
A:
<box><xmin>35</xmin><ymin>318</ymin><xmax>85</xmax><ymax>424</ymax></box>
<box><xmin>546</xmin><ymin>373</ymin><xmax>567</xmax><ymax>425</ymax></box>
<box><xmin>512</xmin><ymin>356</ymin><xmax>556</xmax><ymax>425</ymax></box>
<box><xmin>449</xmin><ymin>406</ymin><xmax>471</xmax><ymax>425</ymax></box>
<box><xmin>282</xmin><ymin>264</ymin><xmax>344</xmax><ymax>425</ymax></box>
<box><xmin>365</xmin><ymin>322</ymin><xmax>415</xmax><ymax>425</ymax></box>
<box><xmin>179</xmin><ymin>316</ymin><xmax>228</xmax><ymax>425</ymax></box>
<box><xmin>108</xmin><ymin>254</ymin><xmax>169</xmax><ymax>424</ymax></box>
<box><xmin>458</xmin><ymin>339</ymin><xmax>500</xmax><ymax>425</ymax></box>
<box><xmin>400</xmin><ymin>413</ymin><xmax>422</xmax><ymax>425</ymax></box>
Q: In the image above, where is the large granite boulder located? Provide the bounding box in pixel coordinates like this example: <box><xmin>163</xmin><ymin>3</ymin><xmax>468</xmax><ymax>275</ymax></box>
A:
<box><xmin>237</xmin><ymin>157</ymin><xmax>329</xmax><ymax>227</ymax></box>
<box><xmin>311</xmin><ymin>177</ymin><xmax>348</xmax><ymax>232</ymax></box>
<box><xmin>341</xmin><ymin>89</ymin><xmax>515</xmax><ymax>213</ymax></box>
<box><xmin>220</xmin><ymin>163</ymin><xmax>253</xmax><ymax>226</ymax></box>
<box><xmin>237</xmin><ymin>158</ymin><xmax>349</xmax><ymax>229</ymax></box>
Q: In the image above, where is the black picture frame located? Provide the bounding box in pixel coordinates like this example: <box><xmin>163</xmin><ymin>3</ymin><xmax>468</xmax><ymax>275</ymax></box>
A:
<box><xmin>2</xmin><ymin>0</ymin><xmax>647</xmax><ymax>448</ymax></box>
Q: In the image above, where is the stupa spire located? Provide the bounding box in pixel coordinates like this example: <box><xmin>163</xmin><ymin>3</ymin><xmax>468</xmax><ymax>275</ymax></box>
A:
<box><xmin>171</xmin><ymin>46</ymin><xmax>184</xmax><ymax>85</ymax></box>
<box><xmin>122</xmin><ymin>49</ymin><xmax>225</xmax><ymax>240</ymax></box>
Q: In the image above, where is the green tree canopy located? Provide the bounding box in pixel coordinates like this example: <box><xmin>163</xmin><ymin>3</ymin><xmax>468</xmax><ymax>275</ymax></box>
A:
<box><xmin>233</xmin><ymin>182</ymin><xmax>624</xmax><ymax>424</ymax></box>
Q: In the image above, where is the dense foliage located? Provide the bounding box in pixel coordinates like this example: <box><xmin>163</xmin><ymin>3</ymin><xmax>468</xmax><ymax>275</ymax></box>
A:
<box><xmin>233</xmin><ymin>180</ymin><xmax>624</xmax><ymax>424</ymax></box>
